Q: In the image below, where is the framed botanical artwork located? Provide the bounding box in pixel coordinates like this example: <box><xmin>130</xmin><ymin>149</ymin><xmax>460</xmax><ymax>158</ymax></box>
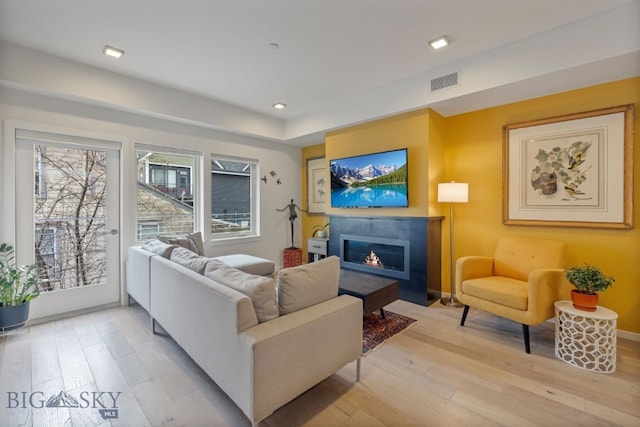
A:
<box><xmin>306</xmin><ymin>157</ymin><xmax>327</xmax><ymax>215</ymax></box>
<box><xmin>503</xmin><ymin>104</ymin><xmax>634</xmax><ymax>229</ymax></box>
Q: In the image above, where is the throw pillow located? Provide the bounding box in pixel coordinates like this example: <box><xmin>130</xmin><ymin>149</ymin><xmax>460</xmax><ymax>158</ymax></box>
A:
<box><xmin>213</xmin><ymin>254</ymin><xmax>275</xmax><ymax>276</ymax></box>
<box><xmin>170</xmin><ymin>246</ymin><xmax>210</xmax><ymax>274</ymax></box>
<box><xmin>164</xmin><ymin>231</ymin><xmax>205</xmax><ymax>256</ymax></box>
<box><xmin>277</xmin><ymin>255</ymin><xmax>340</xmax><ymax>315</ymax></box>
<box><xmin>140</xmin><ymin>239</ymin><xmax>178</xmax><ymax>259</ymax></box>
<box><xmin>204</xmin><ymin>259</ymin><xmax>279</xmax><ymax>323</ymax></box>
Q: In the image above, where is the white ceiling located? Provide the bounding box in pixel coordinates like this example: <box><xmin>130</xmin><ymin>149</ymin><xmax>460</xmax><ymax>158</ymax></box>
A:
<box><xmin>0</xmin><ymin>0</ymin><xmax>639</xmax><ymax>145</ymax></box>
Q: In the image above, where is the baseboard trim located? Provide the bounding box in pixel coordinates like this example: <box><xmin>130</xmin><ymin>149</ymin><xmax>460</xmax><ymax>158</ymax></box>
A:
<box><xmin>27</xmin><ymin>302</ymin><xmax>122</xmax><ymax>326</ymax></box>
<box><xmin>439</xmin><ymin>292</ymin><xmax>640</xmax><ymax>342</ymax></box>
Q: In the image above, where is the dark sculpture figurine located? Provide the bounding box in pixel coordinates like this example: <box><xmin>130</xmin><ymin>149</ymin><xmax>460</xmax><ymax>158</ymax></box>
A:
<box><xmin>277</xmin><ymin>199</ymin><xmax>305</xmax><ymax>249</ymax></box>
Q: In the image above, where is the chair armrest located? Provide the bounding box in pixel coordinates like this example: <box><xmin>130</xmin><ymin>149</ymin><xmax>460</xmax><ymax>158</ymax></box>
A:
<box><xmin>528</xmin><ymin>269</ymin><xmax>566</xmax><ymax>322</ymax></box>
<box><xmin>455</xmin><ymin>256</ymin><xmax>494</xmax><ymax>297</ymax></box>
<box><xmin>457</xmin><ymin>256</ymin><xmax>494</xmax><ymax>280</ymax></box>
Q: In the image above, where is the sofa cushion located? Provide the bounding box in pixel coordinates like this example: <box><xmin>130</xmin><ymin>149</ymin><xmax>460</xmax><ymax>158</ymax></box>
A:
<box><xmin>170</xmin><ymin>246</ymin><xmax>210</xmax><ymax>274</ymax></box>
<box><xmin>141</xmin><ymin>239</ymin><xmax>178</xmax><ymax>259</ymax></box>
<box><xmin>277</xmin><ymin>255</ymin><xmax>340</xmax><ymax>315</ymax></box>
<box><xmin>214</xmin><ymin>254</ymin><xmax>275</xmax><ymax>276</ymax></box>
<box><xmin>204</xmin><ymin>259</ymin><xmax>279</xmax><ymax>323</ymax></box>
<box><xmin>163</xmin><ymin>231</ymin><xmax>205</xmax><ymax>256</ymax></box>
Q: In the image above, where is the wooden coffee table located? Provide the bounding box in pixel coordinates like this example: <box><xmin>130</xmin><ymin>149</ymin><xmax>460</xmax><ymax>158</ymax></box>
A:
<box><xmin>339</xmin><ymin>269</ymin><xmax>399</xmax><ymax>319</ymax></box>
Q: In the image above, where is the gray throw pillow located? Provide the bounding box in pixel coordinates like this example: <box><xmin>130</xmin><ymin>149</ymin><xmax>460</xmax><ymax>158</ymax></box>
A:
<box><xmin>141</xmin><ymin>239</ymin><xmax>178</xmax><ymax>259</ymax></box>
<box><xmin>205</xmin><ymin>259</ymin><xmax>279</xmax><ymax>323</ymax></box>
<box><xmin>170</xmin><ymin>246</ymin><xmax>210</xmax><ymax>274</ymax></box>
<box><xmin>277</xmin><ymin>255</ymin><xmax>340</xmax><ymax>315</ymax></box>
<box><xmin>164</xmin><ymin>231</ymin><xmax>205</xmax><ymax>256</ymax></box>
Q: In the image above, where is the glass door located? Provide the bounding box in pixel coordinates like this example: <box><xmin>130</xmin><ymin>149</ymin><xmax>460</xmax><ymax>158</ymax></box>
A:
<box><xmin>15</xmin><ymin>132</ymin><xmax>120</xmax><ymax>319</ymax></box>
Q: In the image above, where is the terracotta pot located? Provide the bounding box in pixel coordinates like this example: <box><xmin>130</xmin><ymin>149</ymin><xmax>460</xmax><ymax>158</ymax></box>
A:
<box><xmin>571</xmin><ymin>289</ymin><xmax>598</xmax><ymax>311</ymax></box>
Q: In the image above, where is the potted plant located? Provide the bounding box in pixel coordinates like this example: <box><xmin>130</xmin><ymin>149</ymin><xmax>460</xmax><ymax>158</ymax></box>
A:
<box><xmin>0</xmin><ymin>243</ymin><xmax>40</xmax><ymax>331</ymax></box>
<box><xmin>564</xmin><ymin>263</ymin><xmax>614</xmax><ymax>312</ymax></box>
<box><xmin>312</xmin><ymin>223</ymin><xmax>329</xmax><ymax>238</ymax></box>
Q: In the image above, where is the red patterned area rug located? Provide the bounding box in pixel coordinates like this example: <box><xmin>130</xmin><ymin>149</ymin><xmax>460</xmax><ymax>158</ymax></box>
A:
<box><xmin>362</xmin><ymin>311</ymin><xmax>417</xmax><ymax>355</ymax></box>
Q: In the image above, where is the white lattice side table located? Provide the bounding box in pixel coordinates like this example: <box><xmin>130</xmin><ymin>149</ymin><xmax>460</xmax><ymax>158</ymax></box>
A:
<box><xmin>554</xmin><ymin>300</ymin><xmax>618</xmax><ymax>373</ymax></box>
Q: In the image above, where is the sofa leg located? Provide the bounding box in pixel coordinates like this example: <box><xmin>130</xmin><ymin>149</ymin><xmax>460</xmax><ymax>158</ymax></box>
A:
<box><xmin>356</xmin><ymin>358</ymin><xmax>361</xmax><ymax>382</ymax></box>
<box><xmin>152</xmin><ymin>318</ymin><xmax>158</xmax><ymax>335</ymax></box>
<box><xmin>522</xmin><ymin>324</ymin><xmax>530</xmax><ymax>354</ymax></box>
<box><xmin>460</xmin><ymin>305</ymin><xmax>470</xmax><ymax>326</ymax></box>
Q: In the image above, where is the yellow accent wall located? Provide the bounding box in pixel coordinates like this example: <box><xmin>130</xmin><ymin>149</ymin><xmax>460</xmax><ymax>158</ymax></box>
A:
<box><xmin>325</xmin><ymin>109</ymin><xmax>445</xmax><ymax>217</ymax></box>
<box><xmin>301</xmin><ymin>78</ymin><xmax>639</xmax><ymax>333</ymax></box>
<box><xmin>301</xmin><ymin>109</ymin><xmax>446</xmax><ymax>260</ymax></box>
<box><xmin>445</xmin><ymin>77</ymin><xmax>639</xmax><ymax>333</ymax></box>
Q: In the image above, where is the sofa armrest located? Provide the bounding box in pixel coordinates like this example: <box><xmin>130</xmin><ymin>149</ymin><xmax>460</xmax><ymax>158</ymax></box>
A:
<box><xmin>126</xmin><ymin>246</ymin><xmax>155</xmax><ymax>312</ymax></box>
<box><xmin>239</xmin><ymin>295</ymin><xmax>363</xmax><ymax>423</ymax></box>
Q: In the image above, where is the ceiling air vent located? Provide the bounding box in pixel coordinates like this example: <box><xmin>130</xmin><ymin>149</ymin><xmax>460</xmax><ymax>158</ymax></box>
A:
<box><xmin>430</xmin><ymin>72</ymin><xmax>459</xmax><ymax>92</ymax></box>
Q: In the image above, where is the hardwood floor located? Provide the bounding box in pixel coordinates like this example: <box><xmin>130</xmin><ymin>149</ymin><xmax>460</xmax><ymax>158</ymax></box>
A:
<box><xmin>1</xmin><ymin>300</ymin><xmax>638</xmax><ymax>427</ymax></box>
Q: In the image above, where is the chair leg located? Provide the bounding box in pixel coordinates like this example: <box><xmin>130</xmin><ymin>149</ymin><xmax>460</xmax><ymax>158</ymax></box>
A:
<box><xmin>460</xmin><ymin>305</ymin><xmax>470</xmax><ymax>326</ymax></box>
<box><xmin>522</xmin><ymin>324</ymin><xmax>530</xmax><ymax>354</ymax></box>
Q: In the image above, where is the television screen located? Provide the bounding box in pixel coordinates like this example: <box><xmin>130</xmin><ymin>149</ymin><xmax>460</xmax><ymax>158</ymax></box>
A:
<box><xmin>330</xmin><ymin>148</ymin><xmax>408</xmax><ymax>208</ymax></box>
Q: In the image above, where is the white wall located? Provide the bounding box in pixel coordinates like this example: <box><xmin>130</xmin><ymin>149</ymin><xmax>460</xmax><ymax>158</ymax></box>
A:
<box><xmin>0</xmin><ymin>87</ymin><xmax>303</xmax><ymax>276</ymax></box>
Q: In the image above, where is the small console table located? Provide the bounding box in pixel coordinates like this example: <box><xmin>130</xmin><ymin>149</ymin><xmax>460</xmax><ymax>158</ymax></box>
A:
<box><xmin>554</xmin><ymin>300</ymin><xmax>617</xmax><ymax>373</ymax></box>
<box><xmin>307</xmin><ymin>237</ymin><xmax>328</xmax><ymax>263</ymax></box>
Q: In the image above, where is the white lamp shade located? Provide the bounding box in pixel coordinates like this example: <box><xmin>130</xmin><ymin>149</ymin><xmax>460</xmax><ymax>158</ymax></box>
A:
<box><xmin>438</xmin><ymin>182</ymin><xmax>469</xmax><ymax>203</ymax></box>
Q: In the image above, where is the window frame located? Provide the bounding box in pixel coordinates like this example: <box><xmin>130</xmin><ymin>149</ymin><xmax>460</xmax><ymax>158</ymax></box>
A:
<box><xmin>209</xmin><ymin>154</ymin><xmax>259</xmax><ymax>242</ymax></box>
<box><xmin>135</xmin><ymin>145</ymin><xmax>201</xmax><ymax>242</ymax></box>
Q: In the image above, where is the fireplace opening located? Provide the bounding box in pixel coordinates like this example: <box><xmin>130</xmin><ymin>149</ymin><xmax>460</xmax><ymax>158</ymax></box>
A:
<box><xmin>340</xmin><ymin>234</ymin><xmax>410</xmax><ymax>280</ymax></box>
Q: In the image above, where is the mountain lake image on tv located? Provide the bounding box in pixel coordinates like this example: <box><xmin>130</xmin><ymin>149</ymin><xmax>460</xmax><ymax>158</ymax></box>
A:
<box><xmin>330</xmin><ymin>148</ymin><xmax>408</xmax><ymax>208</ymax></box>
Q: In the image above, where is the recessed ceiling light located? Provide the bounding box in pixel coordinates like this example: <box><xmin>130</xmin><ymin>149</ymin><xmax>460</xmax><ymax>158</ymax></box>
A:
<box><xmin>272</xmin><ymin>103</ymin><xmax>287</xmax><ymax>109</ymax></box>
<box><xmin>103</xmin><ymin>45</ymin><xmax>124</xmax><ymax>59</ymax></box>
<box><xmin>428</xmin><ymin>36</ymin><xmax>450</xmax><ymax>50</ymax></box>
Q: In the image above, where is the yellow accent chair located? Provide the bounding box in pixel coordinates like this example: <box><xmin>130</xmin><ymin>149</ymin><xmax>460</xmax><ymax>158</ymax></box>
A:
<box><xmin>456</xmin><ymin>237</ymin><xmax>567</xmax><ymax>353</ymax></box>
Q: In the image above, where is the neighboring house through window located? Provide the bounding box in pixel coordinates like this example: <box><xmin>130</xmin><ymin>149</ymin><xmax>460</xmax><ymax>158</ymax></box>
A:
<box><xmin>136</xmin><ymin>147</ymin><xmax>199</xmax><ymax>240</ymax></box>
<box><xmin>211</xmin><ymin>156</ymin><xmax>258</xmax><ymax>239</ymax></box>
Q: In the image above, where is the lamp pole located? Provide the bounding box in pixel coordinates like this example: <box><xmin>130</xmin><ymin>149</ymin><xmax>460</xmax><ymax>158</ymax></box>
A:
<box><xmin>443</xmin><ymin>201</ymin><xmax>463</xmax><ymax>307</ymax></box>
<box><xmin>437</xmin><ymin>182</ymin><xmax>468</xmax><ymax>307</ymax></box>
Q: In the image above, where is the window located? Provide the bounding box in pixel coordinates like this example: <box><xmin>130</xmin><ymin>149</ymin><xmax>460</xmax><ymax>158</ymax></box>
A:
<box><xmin>137</xmin><ymin>222</ymin><xmax>161</xmax><ymax>241</ymax></box>
<box><xmin>136</xmin><ymin>147</ymin><xmax>199</xmax><ymax>240</ymax></box>
<box><xmin>210</xmin><ymin>156</ymin><xmax>258</xmax><ymax>238</ymax></box>
<box><xmin>35</xmin><ymin>224</ymin><xmax>62</xmax><ymax>289</ymax></box>
<box><xmin>34</xmin><ymin>145</ymin><xmax>47</xmax><ymax>199</ymax></box>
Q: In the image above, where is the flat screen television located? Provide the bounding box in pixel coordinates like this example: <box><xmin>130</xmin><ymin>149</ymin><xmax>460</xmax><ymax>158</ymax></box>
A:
<box><xmin>330</xmin><ymin>148</ymin><xmax>408</xmax><ymax>208</ymax></box>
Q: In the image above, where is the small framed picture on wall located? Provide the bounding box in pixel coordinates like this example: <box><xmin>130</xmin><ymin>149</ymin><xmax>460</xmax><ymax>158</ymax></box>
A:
<box><xmin>306</xmin><ymin>157</ymin><xmax>327</xmax><ymax>215</ymax></box>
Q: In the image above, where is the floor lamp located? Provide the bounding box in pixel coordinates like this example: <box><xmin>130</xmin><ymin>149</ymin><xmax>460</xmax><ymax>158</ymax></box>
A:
<box><xmin>438</xmin><ymin>181</ymin><xmax>468</xmax><ymax>307</ymax></box>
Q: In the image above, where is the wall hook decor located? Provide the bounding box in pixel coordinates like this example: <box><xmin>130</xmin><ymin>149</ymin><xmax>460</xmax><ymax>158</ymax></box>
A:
<box><xmin>261</xmin><ymin>175</ymin><xmax>267</xmax><ymax>183</ymax></box>
<box><xmin>276</xmin><ymin>179</ymin><xmax>282</xmax><ymax>185</ymax></box>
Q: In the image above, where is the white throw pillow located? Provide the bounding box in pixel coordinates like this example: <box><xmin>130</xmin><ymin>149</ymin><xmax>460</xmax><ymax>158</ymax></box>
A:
<box><xmin>141</xmin><ymin>239</ymin><xmax>178</xmax><ymax>259</ymax></box>
<box><xmin>277</xmin><ymin>255</ymin><xmax>340</xmax><ymax>315</ymax></box>
<box><xmin>204</xmin><ymin>259</ymin><xmax>279</xmax><ymax>323</ymax></box>
<box><xmin>170</xmin><ymin>246</ymin><xmax>210</xmax><ymax>274</ymax></box>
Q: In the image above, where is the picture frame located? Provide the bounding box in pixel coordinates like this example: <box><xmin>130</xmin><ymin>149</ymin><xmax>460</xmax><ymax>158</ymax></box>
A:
<box><xmin>306</xmin><ymin>157</ymin><xmax>327</xmax><ymax>215</ymax></box>
<box><xmin>503</xmin><ymin>104</ymin><xmax>634</xmax><ymax>229</ymax></box>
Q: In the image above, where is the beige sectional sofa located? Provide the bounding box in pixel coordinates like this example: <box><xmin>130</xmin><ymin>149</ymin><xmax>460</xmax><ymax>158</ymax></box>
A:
<box><xmin>126</xmin><ymin>243</ymin><xmax>362</xmax><ymax>426</ymax></box>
